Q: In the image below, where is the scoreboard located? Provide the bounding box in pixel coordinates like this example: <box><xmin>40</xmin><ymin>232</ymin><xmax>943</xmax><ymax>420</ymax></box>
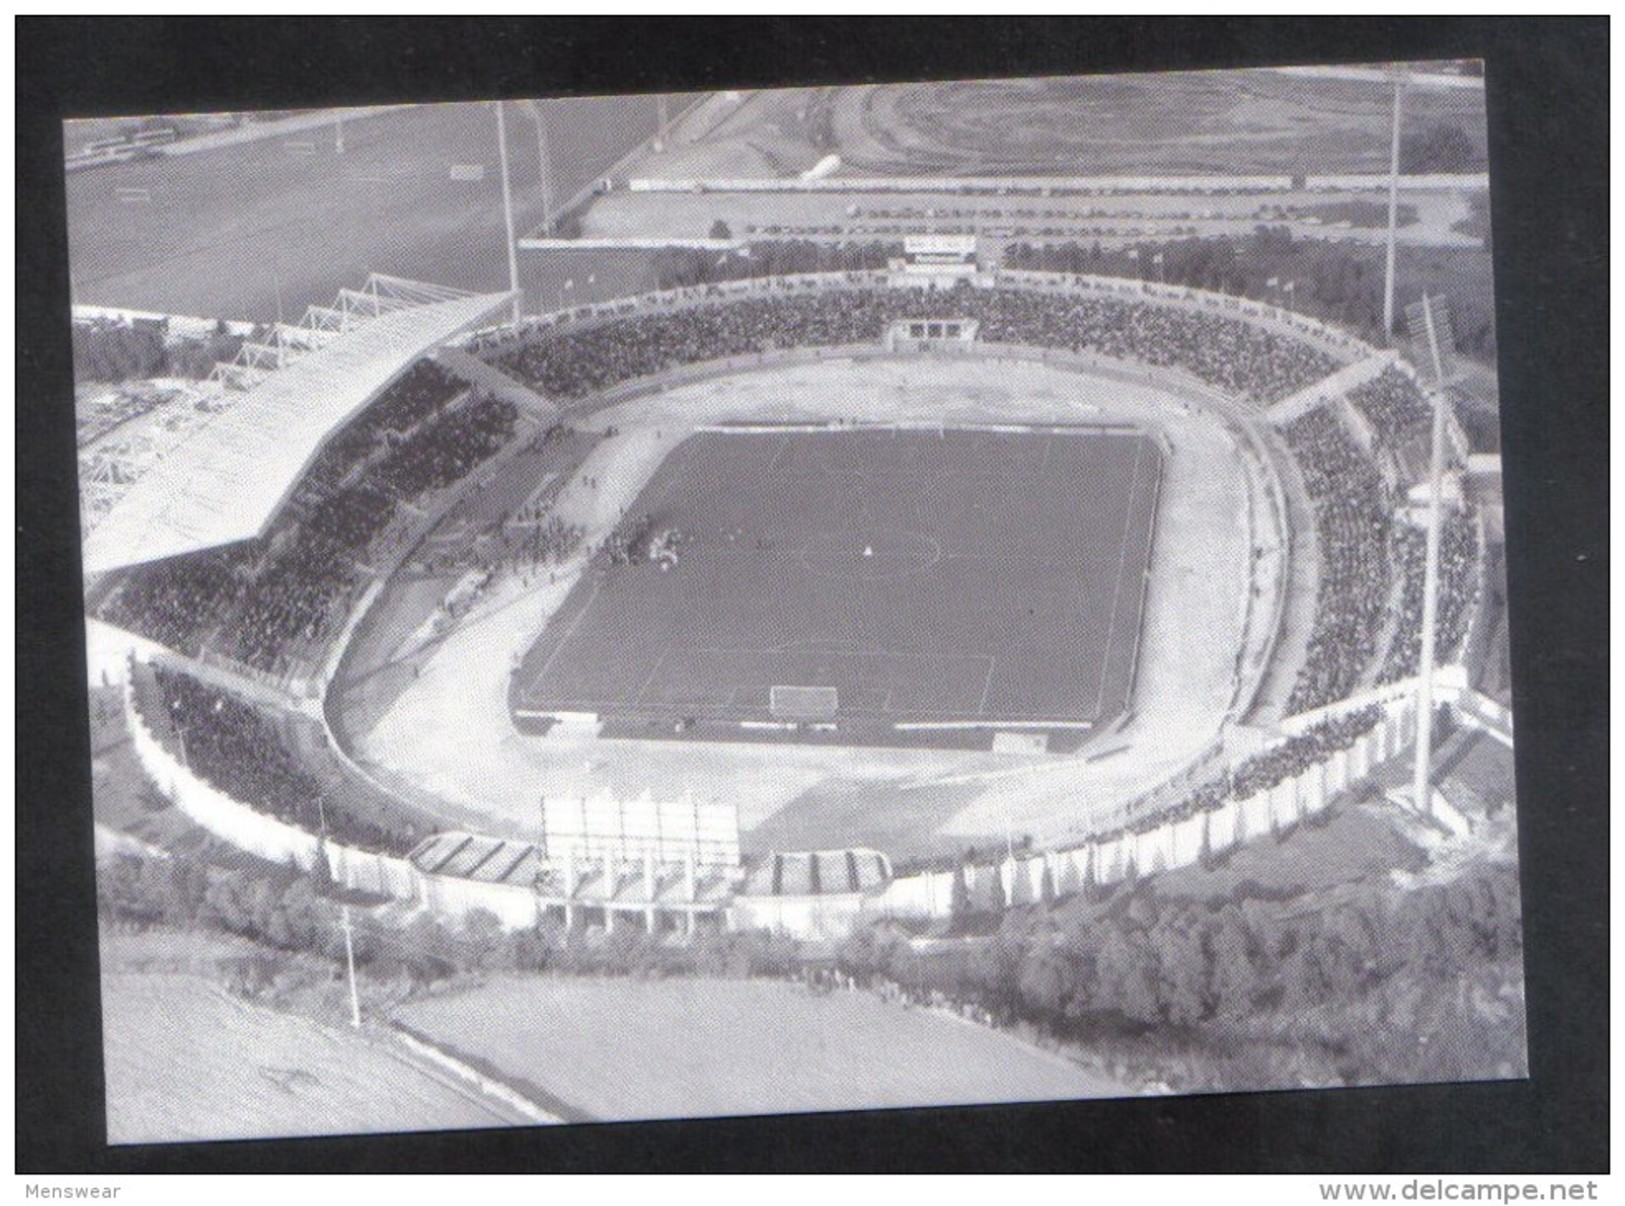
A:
<box><xmin>893</xmin><ymin>234</ymin><xmax>979</xmax><ymax>278</ymax></box>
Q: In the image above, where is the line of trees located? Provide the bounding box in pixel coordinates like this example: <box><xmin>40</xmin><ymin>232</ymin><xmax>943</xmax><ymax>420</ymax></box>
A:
<box><xmin>837</xmin><ymin>860</ymin><xmax>1522</xmax><ymax>1048</ymax></box>
<box><xmin>650</xmin><ymin>239</ymin><xmax>901</xmax><ymax>290</ymax></box>
<box><xmin>100</xmin><ymin>834</ymin><xmax>1523</xmax><ymax>1088</ymax></box>
<box><xmin>72</xmin><ymin>317</ymin><xmax>247</xmax><ymax>385</ymax></box>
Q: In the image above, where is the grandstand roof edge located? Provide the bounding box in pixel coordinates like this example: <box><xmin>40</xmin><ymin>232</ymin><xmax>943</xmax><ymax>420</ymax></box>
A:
<box><xmin>83</xmin><ymin>289</ymin><xmax>515</xmax><ymax>575</ymax></box>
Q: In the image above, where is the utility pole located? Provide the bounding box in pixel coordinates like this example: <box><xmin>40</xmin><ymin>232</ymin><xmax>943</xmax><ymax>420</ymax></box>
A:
<box><xmin>1383</xmin><ymin>75</ymin><xmax>1406</xmax><ymax>340</ymax></box>
<box><xmin>315</xmin><ymin>794</ymin><xmax>361</xmax><ymax>1028</ymax></box>
<box><xmin>494</xmin><ymin>101</ymin><xmax>523</xmax><ymax>325</ymax></box>
<box><xmin>340</xmin><ymin>904</ymin><xmax>362</xmax><ymax>1028</ymax></box>
<box><xmin>1408</xmin><ymin>294</ymin><xmax>1452</xmax><ymax>820</ymax></box>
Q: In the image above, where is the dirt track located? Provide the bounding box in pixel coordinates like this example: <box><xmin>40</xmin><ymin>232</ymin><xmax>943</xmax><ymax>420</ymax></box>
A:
<box><xmin>349</xmin><ymin>353</ymin><xmax>1271</xmax><ymax>857</ymax></box>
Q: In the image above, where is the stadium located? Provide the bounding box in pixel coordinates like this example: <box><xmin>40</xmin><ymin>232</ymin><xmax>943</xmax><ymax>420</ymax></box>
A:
<box><xmin>80</xmin><ymin>219</ymin><xmax>1508</xmax><ymax>942</ymax></box>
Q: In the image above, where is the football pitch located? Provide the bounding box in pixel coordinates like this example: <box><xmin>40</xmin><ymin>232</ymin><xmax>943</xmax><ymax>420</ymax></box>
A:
<box><xmin>515</xmin><ymin>424</ymin><xmax>1161</xmax><ymax>746</ymax></box>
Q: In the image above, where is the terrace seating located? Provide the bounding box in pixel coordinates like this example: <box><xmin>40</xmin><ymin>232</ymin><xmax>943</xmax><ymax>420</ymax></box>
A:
<box><xmin>145</xmin><ymin>665</ymin><xmax>417</xmax><ymax>855</ymax></box>
<box><xmin>490</xmin><ymin>283</ymin><xmax>1339</xmax><ymax>406</ymax></box>
<box><xmin>1124</xmin><ymin>705</ymin><xmax>1384</xmax><ymax>834</ymax></box>
<box><xmin>1282</xmin><ymin>411</ymin><xmax>1393</xmax><ymax>715</ymax></box>
<box><xmin>1348</xmin><ymin>367</ymin><xmax>1432</xmax><ymax>447</ymax></box>
<box><xmin>290</xmin><ymin>359</ymin><xmax>466</xmax><ymax>500</ymax></box>
<box><xmin>99</xmin><ymin>393</ymin><xmax>518</xmax><ymax>675</ymax></box>
<box><xmin>1378</xmin><ymin>515</ymin><xmax>1480</xmax><ymax>685</ymax></box>
<box><xmin>98</xmin><ymin>549</ymin><xmax>247</xmax><ymax>658</ymax></box>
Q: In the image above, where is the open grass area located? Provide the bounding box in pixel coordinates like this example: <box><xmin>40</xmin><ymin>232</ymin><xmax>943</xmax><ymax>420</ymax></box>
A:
<box><xmin>100</xmin><ymin>969</ymin><xmax>530</xmax><ymax>1143</ymax></box>
<box><xmin>395</xmin><ymin>974</ymin><xmax>1123</xmax><ymax>1121</ymax></box>
<box><xmin>68</xmin><ymin>98</ymin><xmax>659</xmax><ymax>322</ymax></box>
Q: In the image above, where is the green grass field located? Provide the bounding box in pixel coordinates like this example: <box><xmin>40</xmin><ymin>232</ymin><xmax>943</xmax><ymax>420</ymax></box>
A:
<box><xmin>395</xmin><ymin>974</ymin><xmax>1123</xmax><ymax>1121</ymax></box>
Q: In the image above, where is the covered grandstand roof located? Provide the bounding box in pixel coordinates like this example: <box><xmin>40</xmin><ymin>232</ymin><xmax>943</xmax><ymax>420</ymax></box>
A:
<box><xmin>741</xmin><ymin>849</ymin><xmax>892</xmax><ymax>898</ymax></box>
<box><xmin>83</xmin><ymin>287</ymin><xmax>515</xmax><ymax>574</ymax></box>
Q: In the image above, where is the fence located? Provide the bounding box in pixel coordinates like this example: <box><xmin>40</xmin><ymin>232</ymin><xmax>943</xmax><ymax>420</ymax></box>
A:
<box><xmin>124</xmin><ymin>675</ymin><xmax>425</xmax><ymax>906</ymax></box>
<box><xmin>873</xmin><ymin>691</ymin><xmax>1419</xmax><ymax>921</ymax></box>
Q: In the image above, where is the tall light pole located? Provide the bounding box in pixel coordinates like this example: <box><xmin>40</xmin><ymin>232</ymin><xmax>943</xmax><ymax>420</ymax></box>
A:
<box><xmin>1382</xmin><ymin>75</ymin><xmax>1406</xmax><ymax>340</ymax></box>
<box><xmin>1406</xmin><ymin>294</ymin><xmax>1455</xmax><ymax>821</ymax></box>
<box><xmin>523</xmin><ymin>99</ymin><xmax>553</xmax><ymax>235</ymax></box>
<box><xmin>494</xmin><ymin>101</ymin><xmax>523</xmax><ymax>325</ymax></box>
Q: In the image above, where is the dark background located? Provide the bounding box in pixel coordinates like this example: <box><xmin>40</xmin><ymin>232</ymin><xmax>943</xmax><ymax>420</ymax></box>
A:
<box><xmin>17</xmin><ymin>17</ymin><xmax>1608</xmax><ymax>1173</ymax></box>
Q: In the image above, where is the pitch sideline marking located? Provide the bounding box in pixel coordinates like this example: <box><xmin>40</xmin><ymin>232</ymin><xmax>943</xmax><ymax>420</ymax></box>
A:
<box><xmin>1093</xmin><ymin>437</ymin><xmax>1150</xmax><ymax>719</ymax></box>
<box><xmin>525</xmin><ymin>578</ymin><xmax>604</xmax><ymax>704</ymax></box>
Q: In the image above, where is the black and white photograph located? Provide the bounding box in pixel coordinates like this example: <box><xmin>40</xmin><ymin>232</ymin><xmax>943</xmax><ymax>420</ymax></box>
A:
<box><xmin>17</xmin><ymin>18</ymin><xmax>1605</xmax><ymax>1174</ymax></box>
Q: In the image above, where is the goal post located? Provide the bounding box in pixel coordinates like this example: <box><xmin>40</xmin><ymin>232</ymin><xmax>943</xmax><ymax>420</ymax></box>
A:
<box><xmin>770</xmin><ymin>684</ymin><xmax>839</xmax><ymax>722</ymax></box>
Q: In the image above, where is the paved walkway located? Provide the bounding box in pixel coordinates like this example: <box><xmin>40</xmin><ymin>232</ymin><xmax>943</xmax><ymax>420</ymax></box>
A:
<box><xmin>1242</xmin><ymin>428</ymin><xmax>1321</xmax><ymax>727</ymax></box>
<box><xmin>433</xmin><ymin>346</ymin><xmax>558</xmax><ymax>420</ymax></box>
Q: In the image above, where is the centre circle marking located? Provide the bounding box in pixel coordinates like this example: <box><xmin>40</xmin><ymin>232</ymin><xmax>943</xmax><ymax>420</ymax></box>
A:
<box><xmin>798</xmin><ymin>526</ymin><xmax>945</xmax><ymax>581</ymax></box>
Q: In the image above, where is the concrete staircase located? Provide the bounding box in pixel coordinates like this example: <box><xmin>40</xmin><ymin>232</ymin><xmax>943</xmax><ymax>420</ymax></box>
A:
<box><xmin>432</xmin><ymin>346</ymin><xmax>558</xmax><ymax>422</ymax></box>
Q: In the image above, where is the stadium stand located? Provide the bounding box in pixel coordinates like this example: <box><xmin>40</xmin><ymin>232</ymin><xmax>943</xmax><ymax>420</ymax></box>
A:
<box><xmin>97</xmin><ymin>378</ymin><xmax>519</xmax><ymax>675</ymax></box>
<box><xmin>84</xmin><ymin>287</ymin><xmax>513</xmax><ymax>574</ymax></box>
<box><xmin>141</xmin><ymin>663</ymin><xmax>419</xmax><ymax>855</ymax></box>
<box><xmin>1281</xmin><ymin>410</ymin><xmax>1394</xmax><ymax>714</ymax></box>
<box><xmin>290</xmin><ymin>360</ymin><xmax>466</xmax><ymax>500</ymax></box>
<box><xmin>1347</xmin><ymin>366</ymin><xmax>1433</xmax><ymax>446</ymax></box>
<box><xmin>1378</xmin><ymin>514</ymin><xmax>1480</xmax><ymax>685</ymax></box>
<box><xmin>1137</xmin><ymin>706</ymin><xmax>1384</xmax><ymax>831</ymax></box>
<box><xmin>489</xmin><ymin>283</ymin><xmax>1339</xmax><ymax>407</ymax></box>
<box><xmin>894</xmin><ymin>705</ymin><xmax>1385</xmax><ymax>878</ymax></box>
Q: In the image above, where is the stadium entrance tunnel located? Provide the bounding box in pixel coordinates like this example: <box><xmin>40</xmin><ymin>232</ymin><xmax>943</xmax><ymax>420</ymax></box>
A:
<box><xmin>798</xmin><ymin>527</ymin><xmax>943</xmax><ymax>582</ymax></box>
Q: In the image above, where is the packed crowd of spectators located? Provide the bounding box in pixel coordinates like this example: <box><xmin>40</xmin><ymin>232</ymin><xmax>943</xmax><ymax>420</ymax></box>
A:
<box><xmin>897</xmin><ymin>701</ymin><xmax>1387</xmax><ymax>881</ymax></box>
<box><xmin>490</xmin><ymin>281</ymin><xmax>1340</xmax><ymax>407</ymax></box>
<box><xmin>145</xmin><ymin>665</ymin><xmax>418</xmax><ymax>855</ymax></box>
<box><xmin>294</xmin><ymin>360</ymin><xmax>466</xmax><ymax>499</ymax></box>
<box><xmin>369</xmin><ymin>397</ymin><xmax>517</xmax><ymax>500</ymax></box>
<box><xmin>217</xmin><ymin>484</ymin><xmax>399</xmax><ymax>672</ymax></box>
<box><xmin>99</xmin><ymin>391</ymin><xmax>518</xmax><ymax>675</ymax></box>
<box><xmin>1283</xmin><ymin>410</ymin><xmax>1395</xmax><ymax>715</ymax></box>
<box><xmin>1119</xmin><ymin>705</ymin><xmax>1385</xmax><ymax>839</ymax></box>
<box><xmin>1378</xmin><ymin>514</ymin><xmax>1480</xmax><ymax>686</ymax></box>
<box><xmin>1348</xmin><ymin>367</ymin><xmax>1433</xmax><ymax>447</ymax></box>
<box><xmin>99</xmin><ymin>549</ymin><xmax>246</xmax><ymax>657</ymax></box>
<box><xmin>428</xmin><ymin>514</ymin><xmax>585</xmax><ymax>580</ymax></box>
